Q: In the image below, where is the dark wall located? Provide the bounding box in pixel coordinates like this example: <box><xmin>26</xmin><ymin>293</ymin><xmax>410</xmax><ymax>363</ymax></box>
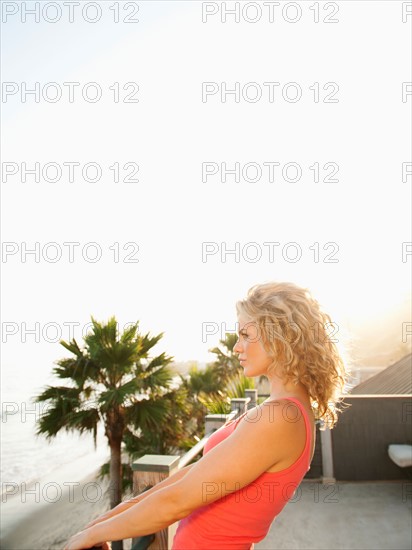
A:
<box><xmin>304</xmin><ymin>423</ymin><xmax>323</xmax><ymax>479</ymax></box>
<box><xmin>331</xmin><ymin>396</ymin><xmax>412</xmax><ymax>481</ymax></box>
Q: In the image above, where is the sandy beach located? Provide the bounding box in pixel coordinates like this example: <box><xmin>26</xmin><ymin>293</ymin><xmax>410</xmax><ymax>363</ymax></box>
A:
<box><xmin>0</xmin><ymin>470</ymin><xmax>125</xmax><ymax>550</ymax></box>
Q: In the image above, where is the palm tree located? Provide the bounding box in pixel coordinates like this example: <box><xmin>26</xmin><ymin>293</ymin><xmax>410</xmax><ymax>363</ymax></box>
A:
<box><xmin>184</xmin><ymin>363</ymin><xmax>222</xmax><ymax>395</ymax></box>
<box><xmin>198</xmin><ymin>372</ymin><xmax>256</xmax><ymax>414</ymax></box>
<box><xmin>176</xmin><ymin>364</ymin><xmax>219</xmax><ymax>438</ymax></box>
<box><xmin>208</xmin><ymin>332</ymin><xmax>244</xmax><ymax>386</ymax></box>
<box><xmin>123</xmin><ymin>380</ymin><xmax>196</xmax><ymax>458</ymax></box>
<box><xmin>34</xmin><ymin>316</ymin><xmax>176</xmax><ymax>519</ymax></box>
<box><xmin>177</xmin><ymin>335</ymin><xmax>257</xmax><ymax>430</ymax></box>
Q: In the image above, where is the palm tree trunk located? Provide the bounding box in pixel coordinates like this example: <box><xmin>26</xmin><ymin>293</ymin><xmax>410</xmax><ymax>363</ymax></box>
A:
<box><xmin>109</xmin><ymin>438</ymin><xmax>123</xmax><ymax>550</ymax></box>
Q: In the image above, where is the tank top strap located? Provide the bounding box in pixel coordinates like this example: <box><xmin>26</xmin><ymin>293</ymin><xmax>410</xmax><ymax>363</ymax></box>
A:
<box><xmin>280</xmin><ymin>396</ymin><xmax>312</xmax><ymax>469</ymax></box>
<box><xmin>225</xmin><ymin>408</ymin><xmax>249</xmax><ymax>427</ymax></box>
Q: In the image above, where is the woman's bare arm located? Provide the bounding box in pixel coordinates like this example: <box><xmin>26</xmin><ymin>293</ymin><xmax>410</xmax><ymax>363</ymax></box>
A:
<box><xmin>85</xmin><ymin>462</ymin><xmax>195</xmax><ymax>528</ymax></box>
<box><xmin>63</xmin><ymin>405</ymin><xmax>291</xmax><ymax>550</ymax></box>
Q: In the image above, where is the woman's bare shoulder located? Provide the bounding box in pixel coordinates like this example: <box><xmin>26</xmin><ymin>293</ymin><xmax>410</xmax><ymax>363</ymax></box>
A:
<box><xmin>239</xmin><ymin>400</ymin><xmax>295</xmax><ymax>430</ymax></box>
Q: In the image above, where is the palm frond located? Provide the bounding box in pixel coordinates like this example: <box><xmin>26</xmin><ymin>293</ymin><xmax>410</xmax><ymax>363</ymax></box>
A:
<box><xmin>59</xmin><ymin>338</ymin><xmax>84</xmax><ymax>357</ymax></box>
<box><xmin>198</xmin><ymin>392</ymin><xmax>231</xmax><ymax>414</ymax></box>
<box><xmin>52</xmin><ymin>356</ymin><xmax>101</xmax><ymax>387</ymax></box>
<box><xmin>143</xmin><ymin>352</ymin><xmax>173</xmax><ymax>372</ymax></box>
<box><xmin>125</xmin><ymin>398</ymin><xmax>170</xmax><ymax>431</ymax></box>
<box><xmin>140</xmin><ymin>364</ymin><xmax>175</xmax><ymax>392</ymax></box>
<box><xmin>98</xmin><ymin>379</ymin><xmax>139</xmax><ymax>409</ymax></box>
<box><xmin>225</xmin><ymin>372</ymin><xmax>255</xmax><ymax>398</ymax></box>
<box><xmin>120</xmin><ymin>323</ymin><xmax>139</xmax><ymax>344</ymax></box>
<box><xmin>65</xmin><ymin>408</ymin><xmax>100</xmax><ymax>446</ymax></box>
<box><xmin>34</xmin><ymin>385</ymin><xmax>80</xmax><ymax>403</ymax></box>
<box><xmin>138</xmin><ymin>332</ymin><xmax>164</xmax><ymax>358</ymax></box>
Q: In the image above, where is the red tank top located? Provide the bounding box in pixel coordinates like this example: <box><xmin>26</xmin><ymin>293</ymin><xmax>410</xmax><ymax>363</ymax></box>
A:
<box><xmin>172</xmin><ymin>397</ymin><xmax>313</xmax><ymax>550</ymax></box>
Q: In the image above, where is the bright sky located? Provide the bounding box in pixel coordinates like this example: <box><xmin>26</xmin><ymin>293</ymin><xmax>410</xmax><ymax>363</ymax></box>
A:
<box><xmin>1</xmin><ymin>1</ymin><xmax>411</xmax><ymax>403</ymax></box>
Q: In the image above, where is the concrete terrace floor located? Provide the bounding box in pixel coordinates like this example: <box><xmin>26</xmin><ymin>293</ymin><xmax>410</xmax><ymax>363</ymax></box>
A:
<box><xmin>255</xmin><ymin>480</ymin><xmax>411</xmax><ymax>550</ymax></box>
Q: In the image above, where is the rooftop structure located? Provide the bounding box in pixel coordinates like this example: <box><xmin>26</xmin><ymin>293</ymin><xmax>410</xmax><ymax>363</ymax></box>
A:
<box><xmin>351</xmin><ymin>353</ymin><xmax>412</xmax><ymax>395</ymax></box>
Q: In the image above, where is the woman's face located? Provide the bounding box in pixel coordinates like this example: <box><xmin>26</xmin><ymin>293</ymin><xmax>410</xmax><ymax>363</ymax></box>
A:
<box><xmin>233</xmin><ymin>315</ymin><xmax>273</xmax><ymax>378</ymax></box>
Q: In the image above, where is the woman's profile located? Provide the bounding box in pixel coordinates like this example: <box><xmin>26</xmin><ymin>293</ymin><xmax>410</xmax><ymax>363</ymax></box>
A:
<box><xmin>64</xmin><ymin>281</ymin><xmax>349</xmax><ymax>550</ymax></box>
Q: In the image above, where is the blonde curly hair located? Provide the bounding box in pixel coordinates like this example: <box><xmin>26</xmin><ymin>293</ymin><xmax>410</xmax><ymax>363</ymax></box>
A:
<box><xmin>236</xmin><ymin>281</ymin><xmax>350</xmax><ymax>429</ymax></box>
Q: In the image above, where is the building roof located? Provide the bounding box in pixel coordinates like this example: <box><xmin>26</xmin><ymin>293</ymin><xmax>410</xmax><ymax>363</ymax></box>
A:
<box><xmin>350</xmin><ymin>353</ymin><xmax>412</xmax><ymax>394</ymax></box>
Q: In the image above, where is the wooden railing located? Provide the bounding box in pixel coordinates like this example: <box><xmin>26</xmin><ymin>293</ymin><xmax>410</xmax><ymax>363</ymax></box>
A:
<box><xmin>130</xmin><ymin>390</ymin><xmax>257</xmax><ymax>549</ymax></box>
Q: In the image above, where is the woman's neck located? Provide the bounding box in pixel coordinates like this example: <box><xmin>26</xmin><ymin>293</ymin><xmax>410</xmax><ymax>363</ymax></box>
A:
<box><xmin>267</xmin><ymin>376</ymin><xmax>309</xmax><ymax>403</ymax></box>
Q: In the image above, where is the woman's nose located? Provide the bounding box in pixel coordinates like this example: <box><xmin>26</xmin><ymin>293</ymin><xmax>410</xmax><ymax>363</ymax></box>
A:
<box><xmin>233</xmin><ymin>338</ymin><xmax>242</xmax><ymax>354</ymax></box>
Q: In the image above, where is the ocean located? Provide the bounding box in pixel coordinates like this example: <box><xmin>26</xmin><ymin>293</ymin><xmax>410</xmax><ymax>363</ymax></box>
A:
<box><xmin>0</xmin><ymin>361</ymin><xmax>184</xmax><ymax>538</ymax></box>
<box><xmin>0</xmin><ymin>399</ymin><xmax>109</xmax><ymax>536</ymax></box>
<box><xmin>0</xmin><ymin>366</ymin><xmax>110</xmax><ymax>540</ymax></box>
<box><xmin>1</xmin><ymin>403</ymin><xmax>108</xmax><ymax>484</ymax></box>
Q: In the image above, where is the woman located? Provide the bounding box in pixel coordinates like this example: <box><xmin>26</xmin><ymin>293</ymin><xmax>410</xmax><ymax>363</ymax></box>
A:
<box><xmin>64</xmin><ymin>281</ymin><xmax>349</xmax><ymax>550</ymax></box>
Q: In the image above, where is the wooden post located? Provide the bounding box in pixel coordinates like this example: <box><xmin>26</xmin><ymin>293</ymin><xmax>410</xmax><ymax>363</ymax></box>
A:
<box><xmin>320</xmin><ymin>426</ymin><xmax>335</xmax><ymax>483</ymax></box>
<box><xmin>132</xmin><ymin>455</ymin><xmax>180</xmax><ymax>550</ymax></box>
<box><xmin>245</xmin><ymin>389</ymin><xmax>258</xmax><ymax>409</ymax></box>
<box><xmin>204</xmin><ymin>413</ymin><xmax>234</xmax><ymax>434</ymax></box>
<box><xmin>230</xmin><ymin>398</ymin><xmax>249</xmax><ymax>416</ymax></box>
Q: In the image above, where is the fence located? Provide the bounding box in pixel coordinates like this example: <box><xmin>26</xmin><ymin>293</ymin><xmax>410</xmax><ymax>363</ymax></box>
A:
<box><xmin>128</xmin><ymin>390</ymin><xmax>325</xmax><ymax>549</ymax></box>
<box><xmin>331</xmin><ymin>395</ymin><xmax>412</xmax><ymax>481</ymax></box>
<box><xmin>124</xmin><ymin>393</ymin><xmax>412</xmax><ymax>548</ymax></box>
